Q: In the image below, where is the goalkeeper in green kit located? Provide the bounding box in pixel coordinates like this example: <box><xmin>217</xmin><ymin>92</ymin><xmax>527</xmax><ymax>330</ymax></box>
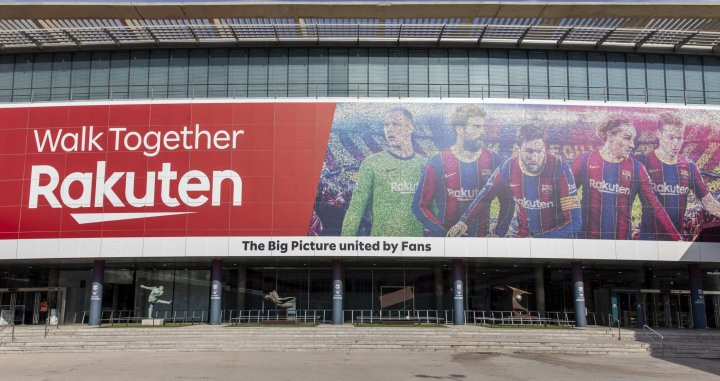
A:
<box><xmin>341</xmin><ymin>108</ymin><xmax>426</xmax><ymax>237</ymax></box>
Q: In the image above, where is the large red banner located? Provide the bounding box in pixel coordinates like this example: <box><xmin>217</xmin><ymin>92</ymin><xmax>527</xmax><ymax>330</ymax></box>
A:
<box><xmin>0</xmin><ymin>102</ymin><xmax>336</xmax><ymax>239</ymax></box>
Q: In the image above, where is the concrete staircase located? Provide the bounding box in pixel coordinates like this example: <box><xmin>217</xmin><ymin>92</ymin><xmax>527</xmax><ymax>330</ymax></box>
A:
<box><xmin>0</xmin><ymin>325</ymin><xmax>717</xmax><ymax>357</ymax></box>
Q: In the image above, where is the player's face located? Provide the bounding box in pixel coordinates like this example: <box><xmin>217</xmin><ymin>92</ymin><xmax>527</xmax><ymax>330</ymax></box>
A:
<box><xmin>458</xmin><ymin>115</ymin><xmax>485</xmax><ymax>152</ymax></box>
<box><xmin>658</xmin><ymin>124</ymin><xmax>685</xmax><ymax>157</ymax></box>
<box><xmin>383</xmin><ymin>112</ymin><xmax>414</xmax><ymax>149</ymax></box>
<box><xmin>606</xmin><ymin>124</ymin><xmax>636</xmax><ymax>159</ymax></box>
<box><xmin>519</xmin><ymin>138</ymin><xmax>546</xmax><ymax>174</ymax></box>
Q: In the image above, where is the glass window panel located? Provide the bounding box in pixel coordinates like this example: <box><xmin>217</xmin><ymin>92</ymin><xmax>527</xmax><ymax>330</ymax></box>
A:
<box><xmin>368</xmin><ymin>49</ymin><xmax>388</xmax><ymax>97</ymax></box>
<box><xmin>469</xmin><ymin>49</ymin><xmax>489</xmax><ymax>97</ymax></box>
<box><xmin>428</xmin><ymin>49</ymin><xmax>448</xmax><ymax>98</ymax></box>
<box><xmin>31</xmin><ymin>53</ymin><xmax>52</xmax><ymax>102</ymax></box>
<box><xmin>129</xmin><ymin>51</ymin><xmax>149</xmax><ymax>99</ymax></box>
<box><xmin>50</xmin><ymin>53</ymin><xmax>71</xmax><ymax>101</ymax></box>
<box><xmin>684</xmin><ymin>56</ymin><xmax>704</xmax><ymax>104</ymax></box>
<box><xmin>508</xmin><ymin>50</ymin><xmax>528</xmax><ymax>99</ymax></box>
<box><xmin>607</xmin><ymin>53</ymin><xmax>627</xmax><ymax>101</ymax></box>
<box><xmin>587</xmin><ymin>52</ymin><xmax>607</xmax><ymax>101</ymax></box>
<box><xmin>389</xmin><ymin>49</ymin><xmax>408</xmax><ymax>97</ymax></box>
<box><xmin>328</xmin><ymin>48</ymin><xmax>348</xmax><ymax>97</ymax></box>
<box><xmin>149</xmin><ymin>50</ymin><xmax>169</xmax><ymax>99</ymax></box>
<box><xmin>704</xmin><ymin>57</ymin><xmax>720</xmax><ymax>104</ymax></box>
<box><xmin>627</xmin><ymin>54</ymin><xmax>646</xmax><ymax>102</ymax></box>
<box><xmin>408</xmin><ymin>49</ymin><xmax>428</xmax><ymax>97</ymax></box>
<box><xmin>568</xmin><ymin>52</ymin><xmax>588</xmax><ymax>100</ymax></box>
<box><xmin>665</xmin><ymin>55</ymin><xmax>684</xmax><ymax>104</ymax></box>
<box><xmin>646</xmin><ymin>54</ymin><xmax>665</xmax><ymax>103</ymax></box>
<box><xmin>308</xmin><ymin>48</ymin><xmax>328</xmax><ymax>97</ymax></box>
<box><xmin>168</xmin><ymin>50</ymin><xmax>189</xmax><ymax>99</ymax></box>
<box><xmin>89</xmin><ymin>52</ymin><xmax>110</xmax><ymax>100</ymax></box>
<box><xmin>13</xmin><ymin>54</ymin><xmax>33</xmax><ymax>102</ymax></box>
<box><xmin>288</xmin><ymin>49</ymin><xmax>309</xmax><ymax>97</ymax></box>
<box><xmin>208</xmin><ymin>49</ymin><xmax>228</xmax><ymax>98</ymax></box>
<box><xmin>109</xmin><ymin>51</ymin><xmax>130</xmax><ymax>99</ymax></box>
<box><xmin>268</xmin><ymin>49</ymin><xmax>289</xmax><ymax>97</ymax></box>
<box><xmin>489</xmin><ymin>50</ymin><xmax>508</xmax><ymax>98</ymax></box>
<box><xmin>348</xmin><ymin>48</ymin><xmax>368</xmax><ymax>97</ymax></box>
<box><xmin>448</xmin><ymin>49</ymin><xmax>469</xmax><ymax>97</ymax></box>
<box><xmin>548</xmin><ymin>51</ymin><xmax>568</xmax><ymax>100</ymax></box>
<box><xmin>528</xmin><ymin>50</ymin><xmax>548</xmax><ymax>99</ymax></box>
<box><xmin>228</xmin><ymin>49</ymin><xmax>248</xmax><ymax>98</ymax></box>
<box><xmin>0</xmin><ymin>55</ymin><xmax>13</xmax><ymax>102</ymax></box>
<box><xmin>189</xmin><ymin>49</ymin><xmax>209</xmax><ymax>98</ymax></box>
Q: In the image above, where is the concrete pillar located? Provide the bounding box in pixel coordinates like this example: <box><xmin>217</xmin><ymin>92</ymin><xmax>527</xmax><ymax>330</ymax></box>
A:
<box><xmin>209</xmin><ymin>259</ymin><xmax>222</xmax><ymax>325</ymax></box>
<box><xmin>332</xmin><ymin>259</ymin><xmax>343</xmax><ymax>325</ymax></box>
<box><xmin>689</xmin><ymin>263</ymin><xmax>708</xmax><ymax>329</ymax></box>
<box><xmin>452</xmin><ymin>259</ymin><xmax>465</xmax><ymax>325</ymax></box>
<box><xmin>710</xmin><ymin>273</ymin><xmax>720</xmax><ymax>328</ymax></box>
<box><xmin>534</xmin><ymin>265</ymin><xmax>546</xmax><ymax>315</ymax></box>
<box><xmin>571</xmin><ymin>262</ymin><xmax>587</xmax><ymax>329</ymax></box>
<box><xmin>434</xmin><ymin>266</ymin><xmax>444</xmax><ymax>311</ymax></box>
<box><xmin>89</xmin><ymin>260</ymin><xmax>104</xmax><ymax>326</ymax></box>
<box><xmin>236</xmin><ymin>266</ymin><xmax>247</xmax><ymax>311</ymax></box>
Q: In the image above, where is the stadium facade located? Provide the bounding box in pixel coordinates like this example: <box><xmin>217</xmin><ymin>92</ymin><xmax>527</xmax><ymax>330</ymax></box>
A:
<box><xmin>2</xmin><ymin>1</ymin><xmax>720</xmax><ymax>330</ymax></box>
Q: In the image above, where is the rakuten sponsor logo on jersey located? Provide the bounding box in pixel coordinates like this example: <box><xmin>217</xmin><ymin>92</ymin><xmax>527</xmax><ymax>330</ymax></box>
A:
<box><xmin>513</xmin><ymin>197</ymin><xmax>555</xmax><ymax>210</ymax></box>
<box><xmin>653</xmin><ymin>183</ymin><xmax>690</xmax><ymax>196</ymax></box>
<box><xmin>588</xmin><ymin>179</ymin><xmax>631</xmax><ymax>195</ymax></box>
<box><xmin>447</xmin><ymin>188</ymin><xmax>480</xmax><ymax>202</ymax></box>
<box><xmin>390</xmin><ymin>181</ymin><xmax>418</xmax><ymax>194</ymax></box>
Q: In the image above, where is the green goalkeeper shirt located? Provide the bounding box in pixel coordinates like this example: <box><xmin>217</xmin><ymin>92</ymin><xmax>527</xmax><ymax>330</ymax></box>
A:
<box><xmin>341</xmin><ymin>151</ymin><xmax>426</xmax><ymax>237</ymax></box>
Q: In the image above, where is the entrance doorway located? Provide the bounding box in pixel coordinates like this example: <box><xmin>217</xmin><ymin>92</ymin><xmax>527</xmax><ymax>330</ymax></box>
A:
<box><xmin>0</xmin><ymin>287</ymin><xmax>66</xmax><ymax>325</ymax></box>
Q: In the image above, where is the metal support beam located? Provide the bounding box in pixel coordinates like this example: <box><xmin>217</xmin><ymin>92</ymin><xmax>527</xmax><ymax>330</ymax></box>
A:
<box><xmin>674</xmin><ymin>30</ymin><xmax>699</xmax><ymax>51</ymax></box>
<box><xmin>556</xmin><ymin>26</ymin><xmax>574</xmax><ymax>47</ymax></box>
<box><xmin>595</xmin><ymin>27</ymin><xmax>616</xmax><ymax>49</ymax></box>
<box><xmin>437</xmin><ymin>23</ymin><xmax>447</xmax><ymax>44</ymax></box>
<box><xmin>635</xmin><ymin>29</ymin><xmax>658</xmax><ymax>50</ymax></box>
<box><xmin>516</xmin><ymin>25</ymin><xmax>531</xmax><ymax>47</ymax></box>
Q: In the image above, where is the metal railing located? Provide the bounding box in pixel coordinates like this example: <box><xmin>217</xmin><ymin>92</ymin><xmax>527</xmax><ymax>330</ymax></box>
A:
<box><xmin>229</xmin><ymin>309</ymin><xmax>329</xmax><ymax>324</ymax></box>
<box><xmin>0</xmin><ymin>84</ymin><xmax>713</xmax><ymax>106</ymax></box>
<box><xmin>465</xmin><ymin>310</ymin><xmax>601</xmax><ymax>327</ymax></box>
<box><xmin>642</xmin><ymin>324</ymin><xmax>665</xmax><ymax>356</ymax></box>
<box><xmin>346</xmin><ymin>309</ymin><xmax>449</xmax><ymax>324</ymax></box>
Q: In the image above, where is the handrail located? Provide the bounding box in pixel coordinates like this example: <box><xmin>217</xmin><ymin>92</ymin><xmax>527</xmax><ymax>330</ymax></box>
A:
<box><xmin>642</xmin><ymin>325</ymin><xmax>664</xmax><ymax>341</ymax></box>
<box><xmin>642</xmin><ymin>324</ymin><xmax>664</xmax><ymax>356</ymax></box>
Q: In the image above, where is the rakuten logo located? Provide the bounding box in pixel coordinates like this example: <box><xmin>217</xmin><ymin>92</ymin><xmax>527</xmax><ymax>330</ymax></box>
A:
<box><xmin>447</xmin><ymin>188</ymin><xmax>479</xmax><ymax>202</ymax></box>
<box><xmin>653</xmin><ymin>183</ymin><xmax>689</xmax><ymax>196</ymax></box>
<box><xmin>28</xmin><ymin>161</ymin><xmax>242</xmax><ymax>224</ymax></box>
<box><xmin>390</xmin><ymin>181</ymin><xmax>418</xmax><ymax>194</ymax></box>
<box><xmin>514</xmin><ymin>197</ymin><xmax>554</xmax><ymax>210</ymax></box>
<box><xmin>588</xmin><ymin>179</ymin><xmax>631</xmax><ymax>195</ymax></box>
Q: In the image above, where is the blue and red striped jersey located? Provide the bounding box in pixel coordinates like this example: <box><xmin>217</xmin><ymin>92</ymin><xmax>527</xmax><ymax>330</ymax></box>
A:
<box><xmin>638</xmin><ymin>151</ymin><xmax>709</xmax><ymax>240</ymax></box>
<box><xmin>572</xmin><ymin>151</ymin><xmax>681</xmax><ymax>240</ymax></box>
<box><xmin>412</xmin><ymin>148</ymin><xmax>507</xmax><ymax>236</ymax></box>
<box><xmin>460</xmin><ymin>153</ymin><xmax>581</xmax><ymax>238</ymax></box>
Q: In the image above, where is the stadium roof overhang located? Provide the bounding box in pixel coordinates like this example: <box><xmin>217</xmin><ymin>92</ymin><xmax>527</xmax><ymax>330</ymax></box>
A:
<box><xmin>2</xmin><ymin>1</ymin><xmax>720</xmax><ymax>55</ymax></box>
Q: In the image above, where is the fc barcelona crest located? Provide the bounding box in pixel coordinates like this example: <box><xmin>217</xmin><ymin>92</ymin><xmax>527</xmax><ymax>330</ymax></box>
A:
<box><xmin>680</xmin><ymin>169</ymin><xmax>689</xmax><ymax>178</ymax></box>
<box><xmin>621</xmin><ymin>170</ymin><xmax>631</xmax><ymax>180</ymax></box>
<box><xmin>541</xmin><ymin>184</ymin><xmax>553</xmax><ymax>195</ymax></box>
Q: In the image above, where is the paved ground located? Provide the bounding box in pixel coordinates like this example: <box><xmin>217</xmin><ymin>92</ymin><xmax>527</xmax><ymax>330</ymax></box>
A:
<box><xmin>1</xmin><ymin>351</ymin><xmax>719</xmax><ymax>380</ymax></box>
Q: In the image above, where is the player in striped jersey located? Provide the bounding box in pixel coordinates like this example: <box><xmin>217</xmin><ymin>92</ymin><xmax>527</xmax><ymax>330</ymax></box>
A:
<box><xmin>638</xmin><ymin>112</ymin><xmax>720</xmax><ymax>240</ymax></box>
<box><xmin>447</xmin><ymin>124</ymin><xmax>581</xmax><ymax>238</ymax></box>
<box><xmin>412</xmin><ymin>104</ymin><xmax>509</xmax><ymax>237</ymax></box>
<box><xmin>572</xmin><ymin>117</ymin><xmax>681</xmax><ymax>240</ymax></box>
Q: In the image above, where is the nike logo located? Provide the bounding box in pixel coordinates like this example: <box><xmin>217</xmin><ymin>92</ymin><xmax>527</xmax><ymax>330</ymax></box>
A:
<box><xmin>648</xmin><ymin>169</ymin><xmax>661</xmax><ymax>173</ymax></box>
<box><xmin>589</xmin><ymin>165</ymin><xmax>601</xmax><ymax>169</ymax></box>
<box><xmin>444</xmin><ymin>173</ymin><xmax>456</xmax><ymax>178</ymax></box>
<box><xmin>509</xmin><ymin>183</ymin><xmax>521</xmax><ymax>187</ymax></box>
<box><xmin>385</xmin><ymin>168</ymin><xmax>398</xmax><ymax>173</ymax></box>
